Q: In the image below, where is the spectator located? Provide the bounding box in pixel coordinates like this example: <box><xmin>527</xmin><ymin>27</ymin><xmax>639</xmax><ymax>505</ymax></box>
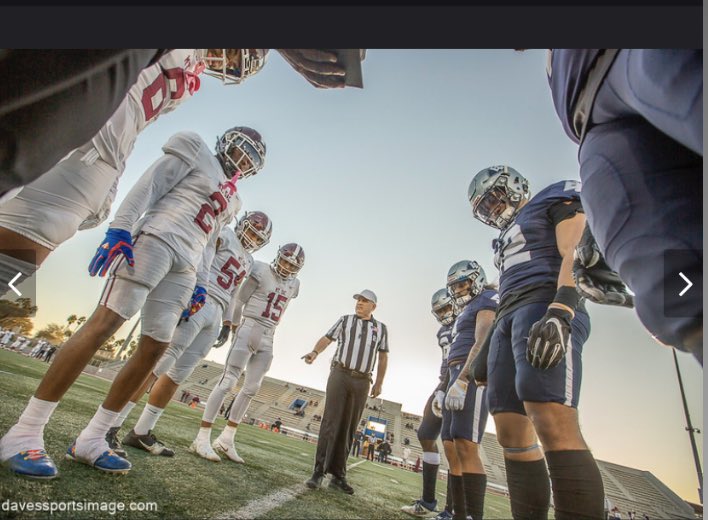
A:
<box><xmin>402</xmin><ymin>445</ymin><xmax>412</xmax><ymax>467</ymax></box>
<box><xmin>367</xmin><ymin>439</ymin><xmax>376</xmax><ymax>461</ymax></box>
<box><xmin>414</xmin><ymin>456</ymin><xmax>421</xmax><ymax>473</ymax></box>
<box><xmin>351</xmin><ymin>430</ymin><xmax>363</xmax><ymax>457</ymax></box>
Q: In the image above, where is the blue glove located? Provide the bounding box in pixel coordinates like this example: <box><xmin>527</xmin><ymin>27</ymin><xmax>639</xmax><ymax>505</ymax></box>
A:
<box><xmin>180</xmin><ymin>286</ymin><xmax>207</xmax><ymax>322</ymax></box>
<box><xmin>88</xmin><ymin>229</ymin><xmax>134</xmax><ymax>277</ymax></box>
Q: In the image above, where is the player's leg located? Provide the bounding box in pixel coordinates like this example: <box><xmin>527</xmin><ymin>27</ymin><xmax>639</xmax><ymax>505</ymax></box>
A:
<box><xmin>0</xmin><ymin>147</ymin><xmax>119</xmax><ymax>297</ymax></box>
<box><xmin>440</xmin><ymin>379</ymin><xmax>466</xmax><ymax>520</ymax></box>
<box><xmin>580</xmin><ymin>118</ymin><xmax>702</xmax><ymax>361</ymax></box>
<box><xmin>0</xmin><ymin>292</ymin><xmax>126</xmax><ymax>478</ymax></box>
<box><xmin>70</xmin><ymin>237</ymin><xmax>193</xmax><ymax>473</ymax></box>
<box><xmin>595</xmin><ymin>49</ymin><xmax>702</xmax><ymax>157</ymax></box>
<box><xmin>192</xmin><ymin>324</ymin><xmax>253</xmax><ymax>461</ymax></box>
<box><xmin>122</xmin><ymin>303</ymin><xmax>216</xmax><ymax>456</ymax></box>
<box><xmin>402</xmin><ymin>390</ymin><xmax>444</xmax><ymax>516</ymax></box>
<box><xmin>450</xmin><ymin>362</ymin><xmax>488</xmax><ymax>520</ymax></box>
<box><xmin>214</xmin><ymin>333</ymin><xmax>274</xmax><ymax>463</ymax></box>
<box><xmin>512</xmin><ymin>303</ymin><xmax>604</xmax><ymax>520</ymax></box>
<box><xmin>487</xmin><ymin>313</ymin><xmax>550</xmax><ymax>520</ymax></box>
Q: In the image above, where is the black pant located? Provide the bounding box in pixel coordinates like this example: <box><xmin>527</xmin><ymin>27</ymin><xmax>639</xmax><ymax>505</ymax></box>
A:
<box><xmin>314</xmin><ymin>366</ymin><xmax>370</xmax><ymax>479</ymax></box>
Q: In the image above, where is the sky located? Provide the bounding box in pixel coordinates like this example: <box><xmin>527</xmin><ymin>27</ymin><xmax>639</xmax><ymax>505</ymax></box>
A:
<box><xmin>23</xmin><ymin>50</ymin><xmax>702</xmax><ymax>502</ymax></box>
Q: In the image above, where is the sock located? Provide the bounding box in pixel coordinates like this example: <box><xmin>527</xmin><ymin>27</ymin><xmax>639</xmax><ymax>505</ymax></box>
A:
<box><xmin>133</xmin><ymin>404</ymin><xmax>164</xmax><ymax>436</ymax></box>
<box><xmin>76</xmin><ymin>406</ymin><xmax>119</xmax><ymax>461</ymax></box>
<box><xmin>421</xmin><ymin>458</ymin><xmax>440</xmax><ymax>506</ymax></box>
<box><xmin>504</xmin><ymin>458</ymin><xmax>551</xmax><ymax>520</ymax></box>
<box><xmin>546</xmin><ymin>450</ymin><xmax>605</xmax><ymax>520</ymax></box>
<box><xmin>449</xmin><ymin>474</ymin><xmax>466</xmax><ymax>520</ymax></box>
<box><xmin>445</xmin><ymin>476</ymin><xmax>453</xmax><ymax>512</ymax></box>
<box><xmin>218</xmin><ymin>425</ymin><xmax>237</xmax><ymax>444</ymax></box>
<box><xmin>0</xmin><ymin>397</ymin><xmax>58</xmax><ymax>459</ymax></box>
<box><xmin>462</xmin><ymin>472</ymin><xmax>487</xmax><ymax>520</ymax></box>
<box><xmin>113</xmin><ymin>401</ymin><xmax>136</xmax><ymax>428</ymax></box>
<box><xmin>197</xmin><ymin>427</ymin><xmax>211</xmax><ymax>443</ymax></box>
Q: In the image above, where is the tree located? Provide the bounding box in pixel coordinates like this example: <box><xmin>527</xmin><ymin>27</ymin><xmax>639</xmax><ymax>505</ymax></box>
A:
<box><xmin>34</xmin><ymin>323</ymin><xmax>67</xmax><ymax>345</ymax></box>
<box><xmin>75</xmin><ymin>316</ymin><xmax>87</xmax><ymax>329</ymax></box>
<box><xmin>0</xmin><ymin>298</ymin><xmax>36</xmax><ymax>335</ymax></box>
<box><xmin>66</xmin><ymin>314</ymin><xmax>77</xmax><ymax>329</ymax></box>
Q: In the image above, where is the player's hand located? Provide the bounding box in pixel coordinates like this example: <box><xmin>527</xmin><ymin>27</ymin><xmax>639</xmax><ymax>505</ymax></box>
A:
<box><xmin>573</xmin><ymin>243</ymin><xmax>634</xmax><ymax>308</ymax></box>
<box><xmin>431</xmin><ymin>390</ymin><xmax>445</xmax><ymax>418</ymax></box>
<box><xmin>88</xmin><ymin>228</ymin><xmax>134</xmax><ymax>277</ymax></box>
<box><xmin>445</xmin><ymin>378</ymin><xmax>468</xmax><ymax>411</ymax></box>
<box><xmin>301</xmin><ymin>351</ymin><xmax>318</xmax><ymax>364</ymax></box>
<box><xmin>181</xmin><ymin>285</ymin><xmax>207</xmax><ymax>321</ymax></box>
<box><xmin>214</xmin><ymin>325</ymin><xmax>231</xmax><ymax>348</ymax></box>
<box><xmin>370</xmin><ymin>381</ymin><xmax>383</xmax><ymax>398</ymax></box>
<box><xmin>277</xmin><ymin>49</ymin><xmax>346</xmax><ymax>88</ymax></box>
<box><xmin>527</xmin><ymin>307</ymin><xmax>572</xmax><ymax>369</ymax></box>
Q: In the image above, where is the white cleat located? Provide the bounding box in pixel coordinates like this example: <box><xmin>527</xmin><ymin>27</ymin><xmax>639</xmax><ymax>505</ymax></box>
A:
<box><xmin>189</xmin><ymin>439</ymin><xmax>221</xmax><ymax>462</ymax></box>
<box><xmin>212</xmin><ymin>438</ymin><xmax>244</xmax><ymax>464</ymax></box>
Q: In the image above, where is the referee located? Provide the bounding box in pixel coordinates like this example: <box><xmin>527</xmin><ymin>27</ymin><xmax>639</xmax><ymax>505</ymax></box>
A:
<box><xmin>302</xmin><ymin>290</ymin><xmax>389</xmax><ymax>494</ymax></box>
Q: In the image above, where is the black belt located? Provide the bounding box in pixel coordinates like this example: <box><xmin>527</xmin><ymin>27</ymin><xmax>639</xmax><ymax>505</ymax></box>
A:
<box><xmin>332</xmin><ymin>362</ymin><xmax>371</xmax><ymax>381</ymax></box>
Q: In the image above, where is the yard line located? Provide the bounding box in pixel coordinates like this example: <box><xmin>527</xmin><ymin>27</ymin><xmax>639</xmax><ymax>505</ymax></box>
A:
<box><xmin>215</xmin><ymin>460</ymin><xmax>367</xmax><ymax>519</ymax></box>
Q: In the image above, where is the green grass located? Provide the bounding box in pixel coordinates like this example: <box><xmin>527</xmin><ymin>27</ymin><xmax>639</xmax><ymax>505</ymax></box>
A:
<box><xmin>0</xmin><ymin>350</ymin><xmax>512</xmax><ymax>519</ymax></box>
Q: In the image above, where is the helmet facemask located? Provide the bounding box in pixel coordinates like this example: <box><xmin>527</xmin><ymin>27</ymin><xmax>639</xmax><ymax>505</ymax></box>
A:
<box><xmin>272</xmin><ymin>244</ymin><xmax>305</xmax><ymax>280</ymax></box>
<box><xmin>446</xmin><ymin>260</ymin><xmax>487</xmax><ymax>307</ymax></box>
<box><xmin>469</xmin><ymin>166</ymin><xmax>530</xmax><ymax>229</ymax></box>
<box><xmin>203</xmin><ymin>49</ymin><xmax>268</xmax><ymax>85</ymax></box>
<box><xmin>216</xmin><ymin>127</ymin><xmax>266</xmax><ymax>179</ymax></box>
<box><xmin>236</xmin><ymin>212</ymin><xmax>272</xmax><ymax>252</ymax></box>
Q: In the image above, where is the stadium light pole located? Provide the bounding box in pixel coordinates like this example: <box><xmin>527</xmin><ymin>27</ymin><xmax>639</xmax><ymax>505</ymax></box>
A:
<box><xmin>672</xmin><ymin>348</ymin><xmax>703</xmax><ymax>503</ymax></box>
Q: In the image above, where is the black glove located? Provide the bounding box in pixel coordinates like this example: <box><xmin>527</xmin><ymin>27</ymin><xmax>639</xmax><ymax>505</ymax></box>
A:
<box><xmin>470</xmin><ymin>327</ymin><xmax>493</xmax><ymax>386</ymax></box>
<box><xmin>276</xmin><ymin>49</ymin><xmax>347</xmax><ymax>88</ymax></box>
<box><xmin>213</xmin><ymin>325</ymin><xmax>230</xmax><ymax>348</ymax></box>
<box><xmin>573</xmin><ymin>224</ymin><xmax>634</xmax><ymax>308</ymax></box>
<box><xmin>527</xmin><ymin>307</ymin><xmax>573</xmax><ymax>370</ymax></box>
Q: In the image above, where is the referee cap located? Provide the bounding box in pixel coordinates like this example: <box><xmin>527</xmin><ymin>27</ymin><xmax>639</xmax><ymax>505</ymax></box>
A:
<box><xmin>353</xmin><ymin>289</ymin><xmax>377</xmax><ymax>304</ymax></box>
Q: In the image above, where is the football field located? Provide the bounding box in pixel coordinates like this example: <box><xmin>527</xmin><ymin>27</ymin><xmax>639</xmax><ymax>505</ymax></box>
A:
<box><xmin>0</xmin><ymin>350</ymin><xmax>513</xmax><ymax>519</ymax></box>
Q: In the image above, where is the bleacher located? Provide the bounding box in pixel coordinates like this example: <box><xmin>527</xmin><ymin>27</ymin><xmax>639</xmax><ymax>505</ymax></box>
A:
<box><xmin>172</xmin><ymin>360</ymin><xmax>695</xmax><ymax>517</ymax></box>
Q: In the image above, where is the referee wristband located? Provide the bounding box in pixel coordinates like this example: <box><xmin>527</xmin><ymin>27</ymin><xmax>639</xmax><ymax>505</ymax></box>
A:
<box><xmin>552</xmin><ymin>286</ymin><xmax>581</xmax><ymax>315</ymax></box>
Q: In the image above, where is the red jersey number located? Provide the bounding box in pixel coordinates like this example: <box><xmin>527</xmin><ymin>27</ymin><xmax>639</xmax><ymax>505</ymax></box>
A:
<box><xmin>261</xmin><ymin>292</ymin><xmax>288</xmax><ymax>322</ymax></box>
<box><xmin>216</xmin><ymin>257</ymin><xmax>246</xmax><ymax>290</ymax></box>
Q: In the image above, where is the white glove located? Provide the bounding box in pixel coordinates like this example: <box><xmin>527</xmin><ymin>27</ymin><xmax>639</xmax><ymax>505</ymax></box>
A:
<box><xmin>445</xmin><ymin>379</ymin><xmax>468</xmax><ymax>411</ymax></box>
<box><xmin>431</xmin><ymin>390</ymin><xmax>445</xmax><ymax>418</ymax></box>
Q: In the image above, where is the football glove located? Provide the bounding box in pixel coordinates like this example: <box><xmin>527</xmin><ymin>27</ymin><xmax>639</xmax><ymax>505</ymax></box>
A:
<box><xmin>573</xmin><ymin>225</ymin><xmax>634</xmax><ymax>308</ymax></box>
<box><xmin>445</xmin><ymin>379</ymin><xmax>468</xmax><ymax>411</ymax></box>
<box><xmin>527</xmin><ymin>307</ymin><xmax>572</xmax><ymax>370</ymax></box>
<box><xmin>180</xmin><ymin>286</ymin><xmax>207</xmax><ymax>322</ymax></box>
<box><xmin>431</xmin><ymin>390</ymin><xmax>445</xmax><ymax>418</ymax></box>
<box><xmin>277</xmin><ymin>49</ymin><xmax>346</xmax><ymax>89</ymax></box>
<box><xmin>214</xmin><ymin>324</ymin><xmax>231</xmax><ymax>348</ymax></box>
<box><xmin>88</xmin><ymin>228</ymin><xmax>134</xmax><ymax>277</ymax></box>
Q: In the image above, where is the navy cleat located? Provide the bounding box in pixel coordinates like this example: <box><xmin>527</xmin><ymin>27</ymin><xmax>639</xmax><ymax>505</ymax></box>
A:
<box><xmin>65</xmin><ymin>440</ymin><xmax>131</xmax><ymax>474</ymax></box>
<box><xmin>4</xmin><ymin>449</ymin><xmax>58</xmax><ymax>479</ymax></box>
<box><xmin>433</xmin><ymin>511</ymin><xmax>453</xmax><ymax>520</ymax></box>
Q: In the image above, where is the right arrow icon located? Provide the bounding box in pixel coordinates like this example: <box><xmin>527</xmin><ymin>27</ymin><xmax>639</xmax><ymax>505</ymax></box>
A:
<box><xmin>679</xmin><ymin>272</ymin><xmax>693</xmax><ymax>297</ymax></box>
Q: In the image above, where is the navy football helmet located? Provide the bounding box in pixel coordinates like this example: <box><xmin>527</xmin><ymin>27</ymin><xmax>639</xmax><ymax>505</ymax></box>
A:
<box><xmin>468</xmin><ymin>165</ymin><xmax>530</xmax><ymax>229</ymax></box>
<box><xmin>446</xmin><ymin>260</ymin><xmax>487</xmax><ymax>306</ymax></box>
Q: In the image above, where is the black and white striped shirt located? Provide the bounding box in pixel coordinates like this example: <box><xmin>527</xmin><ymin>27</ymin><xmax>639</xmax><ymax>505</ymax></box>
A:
<box><xmin>325</xmin><ymin>314</ymin><xmax>389</xmax><ymax>374</ymax></box>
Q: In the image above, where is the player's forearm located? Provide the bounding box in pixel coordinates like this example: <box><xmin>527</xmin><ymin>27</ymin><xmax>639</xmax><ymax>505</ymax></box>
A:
<box><xmin>374</xmin><ymin>353</ymin><xmax>388</xmax><ymax>385</ymax></box>
<box><xmin>311</xmin><ymin>336</ymin><xmax>332</xmax><ymax>355</ymax></box>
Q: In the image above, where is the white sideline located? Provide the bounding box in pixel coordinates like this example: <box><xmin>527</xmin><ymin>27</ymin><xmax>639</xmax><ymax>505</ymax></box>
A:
<box><xmin>215</xmin><ymin>459</ymin><xmax>367</xmax><ymax>519</ymax></box>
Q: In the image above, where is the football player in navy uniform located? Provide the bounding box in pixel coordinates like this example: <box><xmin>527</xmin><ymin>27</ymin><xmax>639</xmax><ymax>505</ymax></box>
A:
<box><xmin>440</xmin><ymin>261</ymin><xmax>497</xmax><ymax>520</ymax></box>
<box><xmin>546</xmin><ymin>49</ymin><xmax>702</xmax><ymax>363</ymax></box>
<box><xmin>401</xmin><ymin>288</ymin><xmax>457</xmax><ymax>519</ymax></box>
<box><xmin>467</xmin><ymin>166</ymin><xmax>604</xmax><ymax>519</ymax></box>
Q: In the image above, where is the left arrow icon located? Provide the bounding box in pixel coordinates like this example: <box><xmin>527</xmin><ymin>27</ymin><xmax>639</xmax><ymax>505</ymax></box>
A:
<box><xmin>8</xmin><ymin>272</ymin><xmax>22</xmax><ymax>296</ymax></box>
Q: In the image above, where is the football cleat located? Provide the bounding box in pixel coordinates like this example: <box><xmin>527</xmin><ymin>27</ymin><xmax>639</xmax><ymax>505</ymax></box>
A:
<box><xmin>122</xmin><ymin>430</ymin><xmax>175</xmax><ymax>457</ymax></box>
<box><xmin>401</xmin><ymin>499</ymin><xmax>438</xmax><ymax>517</ymax></box>
<box><xmin>65</xmin><ymin>440</ymin><xmax>131</xmax><ymax>474</ymax></box>
<box><xmin>3</xmin><ymin>449</ymin><xmax>58</xmax><ymax>479</ymax></box>
<box><xmin>212</xmin><ymin>438</ymin><xmax>244</xmax><ymax>464</ymax></box>
<box><xmin>433</xmin><ymin>511</ymin><xmax>454</xmax><ymax>520</ymax></box>
<box><xmin>328</xmin><ymin>476</ymin><xmax>355</xmax><ymax>494</ymax></box>
<box><xmin>189</xmin><ymin>439</ymin><xmax>221</xmax><ymax>462</ymax></box>
<box><xmin>105</xmin><ymin>427</ymin><xmax>127</xmax><ymax>458</ymax></box>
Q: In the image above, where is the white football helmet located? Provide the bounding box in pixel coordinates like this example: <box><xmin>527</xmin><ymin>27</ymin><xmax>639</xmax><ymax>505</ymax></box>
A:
<box><xmin>215</xmin><ymin>126</ymin><xmax>266</xmax><ymax>179</ymax></box>
<box><xmin>468</xmin><ymin>165</ymin><xmax>530</xmax><ymax>229</ymax></box>
<box><xmin>446</xmin><ymin>260</ymin><xmax>487</xmax><ymax>307</ymax></box>
<box><xmin>236</xmin><ymin>211</ymin><xmax>272</xmax><ymax>252</ymax></box>
<box><xmin>272</xmin><ymin>243</ymin><xmax>305</xmax><ymax>280</ymax></box>
<box><xmin>431</xmin><ymin>288</ymin><xmax>457</xmax><ymax>326</ymax></box>
<box><xmin>202</xmin><ymin>49</ymin><xmax>268</xmax><ymax>85</ymax></box>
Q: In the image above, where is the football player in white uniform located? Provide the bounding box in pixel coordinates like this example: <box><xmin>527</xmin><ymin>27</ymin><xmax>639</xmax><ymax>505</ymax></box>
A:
<box><xmin>191</xmin><ymin>243</ymin><xmax>304</xmax><ymax>464</ymax></box>
<box><xmin>113</xmin><ymin>211</ymin><xmax>272</xmax><ymax>457</ymax></box>
<box><xmin>0</xmin><ymin>126</ymin><xmax>266</xmax><ymax>479</ymax></box>
<box><xmin>0</xmin><ymin>49</ymin><xmax>267</xmax><ymax>297</ymax></box>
